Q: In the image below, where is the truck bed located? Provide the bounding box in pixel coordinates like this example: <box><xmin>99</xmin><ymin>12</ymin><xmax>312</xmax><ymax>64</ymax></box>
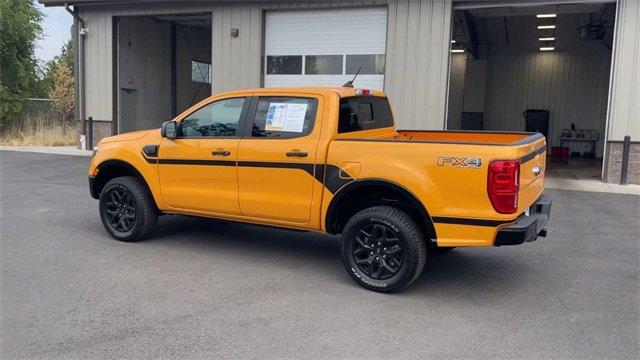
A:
<box><xmin>394</xmin><ymin>130</ymin><xmax>539</xmax><ymax>146</ymax></box>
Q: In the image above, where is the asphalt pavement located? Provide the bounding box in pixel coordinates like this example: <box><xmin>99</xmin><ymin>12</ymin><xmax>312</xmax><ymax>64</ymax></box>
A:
<box><xmin>1</xmin><ymin>150</ymin><xmax>638</xmax><ymax>359</ymax></box>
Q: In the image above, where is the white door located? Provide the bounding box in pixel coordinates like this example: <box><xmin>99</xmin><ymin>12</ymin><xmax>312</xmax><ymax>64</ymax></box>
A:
<box><xmin>264</xmin><ymin>8</ymin><xmax>387</xmax><ymax>89</ymax></box>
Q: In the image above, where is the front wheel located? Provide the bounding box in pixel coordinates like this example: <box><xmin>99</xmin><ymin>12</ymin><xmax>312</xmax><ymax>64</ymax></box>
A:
<box><xmin>99</xmin><ymin>176</ymin><xmax>158</xmax><ymax>242</ymax></box>
<box><xmin>341</xmin><ymin>206</ymin><xmax>427</xmax><ymax>293</ymax></box>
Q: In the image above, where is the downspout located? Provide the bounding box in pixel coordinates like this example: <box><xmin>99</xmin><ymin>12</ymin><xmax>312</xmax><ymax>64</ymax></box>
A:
<box><xmin>65</xmin><ymin>3</ymin><xmax>87</xmax><ymax>149</ymax></box>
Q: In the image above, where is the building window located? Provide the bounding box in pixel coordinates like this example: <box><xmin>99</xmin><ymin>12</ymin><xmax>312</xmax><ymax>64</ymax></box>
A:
<box><xmin>346</xmin><ymin>54</ymin><xmax>385</xmax><ymax>75</ymax></box>
<box><xmin>267</xmin><ymin>56</ymin><xmax>303</xmax><ymax>74</ymax></box>
<box><xmin>191</xmin><ymin>61</ymin><xmax>212</xmax><ymax>84</ymax></box>
<box><xmin>305</xmin><ymin>55</ymin><xmax>343</xmax><ymax>75</ymax></box>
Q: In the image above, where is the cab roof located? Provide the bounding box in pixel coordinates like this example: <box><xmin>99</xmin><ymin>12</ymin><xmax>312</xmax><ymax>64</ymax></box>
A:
<box><xmin>220</xmin><ymin>86</ymin><xmax>386</xmax><ymax>98</ymax></box>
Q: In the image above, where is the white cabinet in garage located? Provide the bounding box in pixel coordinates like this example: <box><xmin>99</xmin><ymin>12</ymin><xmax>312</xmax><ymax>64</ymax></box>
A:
<box><xmin>264</xmin><ymin>8</ymin><xmax>387</xmax><ymax>89</ymax></box>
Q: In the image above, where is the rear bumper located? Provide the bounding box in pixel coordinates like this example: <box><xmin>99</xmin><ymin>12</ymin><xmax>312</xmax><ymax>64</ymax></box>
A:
<box><xmin>494</xmin><ymin>195</ymin><xmax>552</xmax><ymax>246</ymax></box>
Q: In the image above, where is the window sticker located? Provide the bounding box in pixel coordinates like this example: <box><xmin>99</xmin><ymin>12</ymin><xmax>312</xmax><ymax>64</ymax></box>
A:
<box><xmin>265</xmin><ymin>103</ymin><xmax>308</xmax><ymax>133</ymax></box>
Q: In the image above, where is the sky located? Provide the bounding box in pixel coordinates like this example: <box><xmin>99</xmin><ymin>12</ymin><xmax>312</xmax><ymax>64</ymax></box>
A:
<box><xmin>35</xmin><ymin>2</ymin><xmax>73</xmax><ymax>63</ymax></box>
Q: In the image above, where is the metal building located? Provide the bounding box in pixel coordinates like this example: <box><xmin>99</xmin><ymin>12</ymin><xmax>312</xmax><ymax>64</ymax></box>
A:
<box><xmin>39</xmin><ymin>0</ymin><xmax>640</xmax><ymax>184</ymax></box>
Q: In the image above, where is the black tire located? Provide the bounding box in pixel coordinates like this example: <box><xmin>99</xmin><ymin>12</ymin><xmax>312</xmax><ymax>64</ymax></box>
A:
<box><xmin>99</xmin><ymin>176</ymin><xmax>158</xmax><ymax>242</ymax></box>
<box><xmin>341</xmin><ymin>206</ymin><xmax>427</xmax><ymax>293</ymax></box>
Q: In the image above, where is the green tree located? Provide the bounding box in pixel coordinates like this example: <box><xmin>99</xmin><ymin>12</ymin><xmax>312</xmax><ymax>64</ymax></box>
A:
<box><xmin>38</xmin><ymin>40</ymin><xmax>74</xmax><ymax>95</ymax></box>
<box><xmin>48</xmin><ymin>63</ymin><xmax>74</xmax><ymax>126</ymax></box>
<box><xmin>0</xmin><ymin>0</ymin><xmax>43</xmax><ymax>130</ymax></box>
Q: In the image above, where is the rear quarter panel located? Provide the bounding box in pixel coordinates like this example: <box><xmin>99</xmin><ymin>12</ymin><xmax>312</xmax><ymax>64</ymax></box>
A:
<box><xmin>323</xmin><ymin>136</ymin><xmax>546</xmax><ymax>247</ymax></box>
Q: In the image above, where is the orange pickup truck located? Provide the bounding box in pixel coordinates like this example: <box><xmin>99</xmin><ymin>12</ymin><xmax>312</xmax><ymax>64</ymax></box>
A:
<box><xmin>88</xmin><ymin>87</ymin><xmax>551</xmax><ymax>292</ymax></box>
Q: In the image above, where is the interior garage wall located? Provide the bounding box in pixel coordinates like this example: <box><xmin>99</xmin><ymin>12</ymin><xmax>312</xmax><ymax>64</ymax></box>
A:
<box><xmin>117</xmin><ymin>17</ymin><xmax>172</xmax><ymax>132</ymax></box>
<box><xmin>77</xmin><ymin>0</ymin><xmax>452</xmax><ymax>132</ymax></box>
<box><xmin>448</xmin><ymin>12</ymin><xmax>613</xmax><ymax>157</ymax></box>
<box><xmin>484</xmin><ymin>50</ymin><xmax>611</xmax><ymax>157</ymax></box>
<box><xmin>176</xmin><ymin>25</ymin><xmax>212</xmax><ymax>113</ymax></box>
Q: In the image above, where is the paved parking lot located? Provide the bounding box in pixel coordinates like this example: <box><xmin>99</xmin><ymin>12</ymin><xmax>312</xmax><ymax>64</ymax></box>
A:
<box><xmin>1</xmin><ymin>151</ymin><xmax>638</xmax><ymax>359</ymax></box>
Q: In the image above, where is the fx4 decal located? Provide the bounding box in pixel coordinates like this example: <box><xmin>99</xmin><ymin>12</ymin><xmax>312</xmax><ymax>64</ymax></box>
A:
<box><xmin>437</xmin><ymin>157</ymin><xmax>483</xmax><ymax>168</ymax></box>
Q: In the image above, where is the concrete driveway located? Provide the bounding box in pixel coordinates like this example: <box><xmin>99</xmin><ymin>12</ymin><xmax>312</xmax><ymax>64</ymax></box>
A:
<box><xmin>1</xmin><ymin>151</ymin><xmax>638</xmax><ymax>359</ymax></box>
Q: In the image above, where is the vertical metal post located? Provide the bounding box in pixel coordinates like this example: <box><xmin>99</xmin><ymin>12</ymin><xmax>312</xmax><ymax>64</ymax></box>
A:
<box><xmin>87</xmin><ymin>116</ymin><xmax>94</xmax><ymax>150</ymax></box>
<box><xmin>620</xmin><ymin>135</ymin><xmax>630</xmax><ymax>185</ymax></box>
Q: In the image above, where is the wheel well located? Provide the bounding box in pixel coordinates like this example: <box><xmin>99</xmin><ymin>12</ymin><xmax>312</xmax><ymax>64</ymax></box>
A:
<box><xmin>325</xmin><ymin>180</ymin><xmax>437</xmax><ymax>241</ymax></box>
<box><xmin>93</xmin><ymin>160</ymin><xmax>151</xmax><ymax>199</ymax></box>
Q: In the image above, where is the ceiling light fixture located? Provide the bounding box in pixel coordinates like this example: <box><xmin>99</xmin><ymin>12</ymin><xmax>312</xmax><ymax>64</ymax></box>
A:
<box><xmin>539</xmin><ymin>37</ymin><xmax>555</xmax><ymax>41</ymax></box>
<box><xmin>451</xmin><ymin>49</ymin><xmax>464</xmax><ymax>53</ymax></box>
<box><xmin>540</xmin><ymin>47</ymin><xmax>555</xmax><ymax>51</ymax></box>
<box><xmin>537</xmin><ymin>14</ymin><xmax>557</xmax><ymax>18</ymax></box>
<box><xmin>537</xmin><ymin>25</ymin><xmax>556</xmax><ymax>30</ymax></box>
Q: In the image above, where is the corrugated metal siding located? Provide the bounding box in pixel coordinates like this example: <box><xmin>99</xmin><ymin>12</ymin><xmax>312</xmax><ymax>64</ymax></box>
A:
<box><xmin>211</xmin><ymin>4</ymin><xmax>262</xmax><ymax>92</ymax></box>
<box><xmin>607</xmin><ymin>0</ymin><xmax>640</xmax><ymax>141</ymax></box>
<box><xmin>483</xmin><ymin>50</ymin><xmax>611</xmax><ymax>157</ymax></box>
<box><xmin>78</xmin><ymin>0</ymin><xmax>452</xmax><ymax>131</ymax></box>
<box><xmin>81</xmin><ymin>9</ymin><xmax>113</xmax><ymax>121</ymax></box>
<box><xmin>385</xmin><ymin>0</ymin><xmax>452</xmax><ymax>129</ymax></box>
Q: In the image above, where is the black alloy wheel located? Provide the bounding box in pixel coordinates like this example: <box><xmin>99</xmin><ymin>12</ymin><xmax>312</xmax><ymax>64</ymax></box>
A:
<box><xmin>341</xmin><ymin>206</ymin><xmax>427</xmax><ymax>292</ymax></box>
<box><xmin>99</xmin><ymin>176</ymin><xmax>158</xmax><ymax>242</ymax></box>
<box><xmin>352</xmin><ymin>223</ymin><xmax>404</xmax><ymax>280</ymax></box>
<box><xmin>103</xmin><ymin>187</ymin><xmax>137</xmax><ymax>233</ymax></box>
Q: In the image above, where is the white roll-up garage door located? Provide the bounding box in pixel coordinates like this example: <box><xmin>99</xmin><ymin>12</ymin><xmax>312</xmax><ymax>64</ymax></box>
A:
<box><xmin>264</xmin><ymin>8</ymin><xmax>388</xmax><ymax>89</ymax></box>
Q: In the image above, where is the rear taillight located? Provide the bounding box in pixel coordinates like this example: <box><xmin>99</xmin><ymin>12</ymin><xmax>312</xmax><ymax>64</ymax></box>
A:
<box><xmin>487</xmin><ymin>160</ymin><xmax>520</xmax><ymax>214</ymax></box>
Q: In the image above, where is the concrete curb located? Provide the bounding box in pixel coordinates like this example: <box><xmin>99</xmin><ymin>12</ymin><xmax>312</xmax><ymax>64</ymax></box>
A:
<box><xmin>545</xmin><ymin>178</ymin><xmax>640</xmax><ymax>195</ymax></box>
<box><xmin>0</xmin><ymin>146</ymin><xmax>92</xmax><ymax>157</ymax></box>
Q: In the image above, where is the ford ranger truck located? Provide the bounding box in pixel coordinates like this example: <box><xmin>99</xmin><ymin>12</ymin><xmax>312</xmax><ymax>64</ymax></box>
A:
<box><xmin>88</xmin><ymin>87</ymin><xmax>551</xmax><ymax>292</ymax></box>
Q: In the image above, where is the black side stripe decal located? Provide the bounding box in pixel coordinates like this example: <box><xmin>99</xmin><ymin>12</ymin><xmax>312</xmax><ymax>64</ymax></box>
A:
<box><xmin>520</xmin><ymin>145</ymin><xmax>546</xmax><ymax>164</ymax></box>
<box><xmin>432</xmin><ymin>217</ymin><xmax>516</xmax><ymax>227</ymax></box>
<box><xmin>323</xmin><ymin>164</ymin><xmax>353</xmax><ymax>194</ymax></box>
<box><xmin>159</xmin><ymin>158</ymin><xmax>236</xmax><ymax>166</ymax></box>
<box><xmin>141</xmin><ymin>153</ymin><xmax>353</xmax><ymax>194</ymax></box>
<box><xmin>237</xmin><ymin>160</ymin><xmax>314</xmax><ymax>175</ymax></box>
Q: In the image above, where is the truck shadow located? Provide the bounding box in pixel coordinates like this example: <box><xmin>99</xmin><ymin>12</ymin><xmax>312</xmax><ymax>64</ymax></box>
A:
<box><xmin>150</xmin><ymin>215</ymin><xmax>530</xmax><ymax>297</ymax></box>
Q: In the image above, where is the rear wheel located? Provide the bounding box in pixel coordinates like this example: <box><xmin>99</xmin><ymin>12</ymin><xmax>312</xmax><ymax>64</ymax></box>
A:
<box><xmin>341</xmin><ymin>206</ymin><xmax>426</xmax><ymax>292</ymax></box>
<box><xmin>99</xmin><ymin>176</ymin><xmax>157</xmax><ymax>242</ymax></box>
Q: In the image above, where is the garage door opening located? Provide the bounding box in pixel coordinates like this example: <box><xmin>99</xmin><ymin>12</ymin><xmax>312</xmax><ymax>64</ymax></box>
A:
<box><xmin>264</xmin><ymin>8</ymin><xmax>387</xmax><ymax>89</ymax></box>
<box><xmin>446</xmin><ymin>2</ymin><xmax>616</xmax><ymax>182</ymax></box>
<box><xmin>116</xmin><ymin>13</ymin><xmax>212</xmax><ymax>133</ymax></box>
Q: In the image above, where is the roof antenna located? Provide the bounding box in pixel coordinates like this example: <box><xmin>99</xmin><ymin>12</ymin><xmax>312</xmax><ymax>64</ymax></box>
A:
<box><xmin>342</xmin><ymin>67</ymin><xmax>361</xmax><ymax>87</ymax></box>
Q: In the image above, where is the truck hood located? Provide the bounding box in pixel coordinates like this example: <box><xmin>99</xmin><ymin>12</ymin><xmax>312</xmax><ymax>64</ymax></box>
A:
<box><xmin>98</xmin><ymin>129</ymin><xmax>158</xmax><ymax>144</ymax></box>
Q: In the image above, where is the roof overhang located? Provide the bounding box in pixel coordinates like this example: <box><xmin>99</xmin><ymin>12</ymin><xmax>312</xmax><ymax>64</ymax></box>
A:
<box><xmin>39</xmin><ymin>0</ymin><xmax>282</xmax><ymax>6</ymax></box>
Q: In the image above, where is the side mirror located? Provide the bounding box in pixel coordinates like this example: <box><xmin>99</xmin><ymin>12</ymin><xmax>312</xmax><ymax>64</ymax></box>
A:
<box><xmin>161</xmin><ymin>121</ymin><xmax>178</xmax><ymax>139</ymax></box>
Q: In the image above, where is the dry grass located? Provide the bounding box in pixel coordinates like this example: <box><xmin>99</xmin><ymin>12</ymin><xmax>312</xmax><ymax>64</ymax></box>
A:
<box><xmin>0</xmin><ymin>114</ymin><xmax>77</xmax><ymax>146</ymax></box>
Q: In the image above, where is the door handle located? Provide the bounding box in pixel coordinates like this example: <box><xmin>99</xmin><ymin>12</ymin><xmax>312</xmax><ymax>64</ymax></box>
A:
<box><xmin>286</xmin><ymin>150</ymin><xmax>308</xmax><ymax>158</ymax></box>
<box><xmin>212</xmin><ymin>150</ymin><xmax>231</xmax><ymax>156</ymax></box>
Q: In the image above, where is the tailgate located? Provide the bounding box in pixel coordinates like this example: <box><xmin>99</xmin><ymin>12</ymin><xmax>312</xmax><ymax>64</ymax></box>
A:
<box><xmin>517</xmin><ymin>137</ymin><xmax>547</xmax><ymax>213</ymax></box>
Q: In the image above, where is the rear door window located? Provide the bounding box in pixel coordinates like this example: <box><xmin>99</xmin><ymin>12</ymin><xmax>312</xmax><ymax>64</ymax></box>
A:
<box><xmin>338</xmin><ymin>97</ymin><xmax>394</xmax><ymax>133</ymax></box>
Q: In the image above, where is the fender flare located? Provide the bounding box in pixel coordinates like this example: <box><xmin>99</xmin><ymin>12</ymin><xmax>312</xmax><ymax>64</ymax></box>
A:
<box><xmin>324</xmin><ymin>178</ymin><xmax>437</xmax><ymax>239</ymax></box>
<box><xmin>92</xmin><ymin>159</ymin><xmax>152</xmax><ymax>199</ymax></box>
